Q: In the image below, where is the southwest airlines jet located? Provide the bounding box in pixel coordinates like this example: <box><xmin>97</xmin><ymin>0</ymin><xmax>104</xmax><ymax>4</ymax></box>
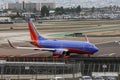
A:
<box><xmin>8</xmin><ymin>18</ymin><xmax>98</xmax><ymax>57</ymax></box>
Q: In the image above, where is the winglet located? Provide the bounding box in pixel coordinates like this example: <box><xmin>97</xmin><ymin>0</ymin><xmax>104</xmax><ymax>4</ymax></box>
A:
<box><xmin>85</xmin><ymin>35</ymin><xmax>89</xmax><ymax>42</ymax></box>
<box><xmin>7</xmin><ymin>40</ymin><xmax>15</xmax><ymax>48</ymax></box>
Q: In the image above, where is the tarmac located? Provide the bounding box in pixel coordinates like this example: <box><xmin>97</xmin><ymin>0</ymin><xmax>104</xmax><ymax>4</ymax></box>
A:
<box><xmin>0</xmin><ymin>31</ymin><xmax>119</xmax><ymax>57</ymax></box>
<box><xmin>0</xmin><ymin>22</ymin><xmax>120</xmax><ymax>80</ymax></box>
<box><xmin>0</xmin><ymin>21</ymin><xmax>120</xmax><ymax>58</ymax></box>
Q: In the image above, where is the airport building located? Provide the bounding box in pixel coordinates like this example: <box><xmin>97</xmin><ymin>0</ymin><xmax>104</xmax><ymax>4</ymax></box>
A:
<box><xmin>3</xmin><ymin>2</ymin><xmax>56</xmax><ymax>11</ymax></box>
<box><xmin>0</xmin><ymin>17</ymin><xmax>11</xmax><ymax>22</ymax></box>
<box><xmin>0</xmin><ymin>57</ymin><xmax>120</xmax><ymax>80</ymax></box>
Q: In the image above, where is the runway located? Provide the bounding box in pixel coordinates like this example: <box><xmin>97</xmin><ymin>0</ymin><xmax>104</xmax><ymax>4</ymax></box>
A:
<box><xmin>0</xmin><ymin>36</ymin><xmax>119</xmax><ymax>57</ymax></box>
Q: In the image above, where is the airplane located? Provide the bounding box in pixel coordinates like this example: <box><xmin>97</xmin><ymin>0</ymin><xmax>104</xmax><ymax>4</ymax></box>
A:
<box><xmin>8</xmin><ymin>18</ymin><xmax>99</xmax><ymax>57</ymax></box>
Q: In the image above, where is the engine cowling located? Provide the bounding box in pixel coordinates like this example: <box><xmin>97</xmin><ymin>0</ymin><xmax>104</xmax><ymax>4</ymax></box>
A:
<box><xmin>53</xmin><ymin>49</ymin><xmax>69</xmax><ymax>57</ymax></box>
<box><xmin>53</xmin><ymin>49</ymin><xmax>64</xmax><ymax>57</ymax></box>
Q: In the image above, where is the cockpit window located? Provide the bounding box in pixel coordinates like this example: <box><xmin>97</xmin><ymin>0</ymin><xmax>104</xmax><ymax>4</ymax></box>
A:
<box><xmin>89</xmin><ymin>45</ymin><xmax>94</xmax><ymax>48</ymax></box>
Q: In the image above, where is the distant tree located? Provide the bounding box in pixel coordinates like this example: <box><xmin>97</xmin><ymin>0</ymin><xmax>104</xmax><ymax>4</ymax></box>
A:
<box><xmin>64</xmin><ymin>8</ymin><xmax>70</xmax><ymax>14</ymax></box>
<box><xmin>76</xmin><ymin>5</ymin><xmax>82</xmax><ymax>13</ymax></box>
<box><xmin>60</xmin><ymin>7</ymin><xmax>64</xmax><ymax>14</ymax></box>
<box><xmin>91</xmin><ymin>6</ymin><xmax>95</xmax><ymax>13</ymax></box>
<box><xmin>41</xmin><ymin>6</ymin><xmax>49</xmax><ymax>17</ymax></box>
<box><xmin>55</xmin><ymin>7</ymin><xmax>60</xmax><ymax>15</ymax></box>
<box><xmin>70</xmin><ymin>7</ymin><xmax>75</xmax><ymax>13</ymax></box>
<box><xmin>33</xmin><ymin>8</ymin><xmax>37</xmax><ymax>13</ymax></box>
<box><xmin>55</xmin><ymin>7</ymin><xmax>64</xmax><ymax>15</ymax></box>
<box><xmin>17</xmin><ymin>12</ymin><xmax>20</xmax><ymax>17</ymax></box>
<box><xmin>55</xmin><ymin>6</ymin><xmax>83</xmax><ymax>15</ymax></box>
<box><xmin>64</xmin><ymin>7</ymin><xmax>75</xmax><ymax>14</ymax></box>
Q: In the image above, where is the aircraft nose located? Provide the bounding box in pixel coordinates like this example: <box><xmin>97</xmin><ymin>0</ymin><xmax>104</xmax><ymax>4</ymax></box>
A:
<box><xmin>94</xmin><ymin>46</ymin><xmax>99</xmax><ymax>53</ymax></box>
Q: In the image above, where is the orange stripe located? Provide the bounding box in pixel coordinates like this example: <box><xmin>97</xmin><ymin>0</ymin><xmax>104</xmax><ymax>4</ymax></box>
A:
<box><xmin>28</xmin><ymin>21</ymin><xmax>37</xmax><ymax>41</ymax></box>
<box><xmin>28</xmin><ymin>21</ymin><xmax>43</xmax><ymax>48</ymax></box>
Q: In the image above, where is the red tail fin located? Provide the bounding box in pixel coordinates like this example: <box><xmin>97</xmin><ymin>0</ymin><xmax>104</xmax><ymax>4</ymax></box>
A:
<box><xmin>28</xmin><ymin>18</ymin><xmax>39</xmax><ymax>41</ymax></box>
<box><xmin>27</xmin><ymin>18</ymin><xmax>46</xmax><ymax>41</ymax></box>
<box><xmin>27</xmin><ymin>18</ymin><xmax>46</xmax><ymax>47</ymax></box>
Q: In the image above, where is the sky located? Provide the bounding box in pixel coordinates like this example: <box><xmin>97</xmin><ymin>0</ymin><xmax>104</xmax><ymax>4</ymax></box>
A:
<box><xmin>1</xmin><ymin>0</ymin><xmax>120</xmax><ymax>8</ymax></box>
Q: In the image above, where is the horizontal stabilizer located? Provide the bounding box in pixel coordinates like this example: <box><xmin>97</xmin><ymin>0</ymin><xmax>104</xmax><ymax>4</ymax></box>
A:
<box><xmin>8</xmin><ymin>40</ymin><xmax>15</xmax><ymax>48</ymax></box>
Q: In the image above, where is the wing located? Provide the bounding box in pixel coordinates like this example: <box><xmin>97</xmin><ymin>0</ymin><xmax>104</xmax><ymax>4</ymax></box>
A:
<box><xmin>7</xmin><ymin>40</ymin><xmax>68</xmax><ymax>52</ymax></box>
<box><xmin>8</xmin><ymin>40</ymin><xmax>55</xmax><ymax>51</ymax></box>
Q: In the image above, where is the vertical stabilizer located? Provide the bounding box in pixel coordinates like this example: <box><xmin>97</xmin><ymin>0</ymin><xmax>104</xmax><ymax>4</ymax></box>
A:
<box><xmin>27</xmin><ymin>18</ymin><xmax>47</xmax><ymax>41</ymax></box>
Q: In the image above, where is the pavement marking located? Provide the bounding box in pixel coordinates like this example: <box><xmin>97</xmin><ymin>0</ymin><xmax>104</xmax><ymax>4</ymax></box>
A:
<box><xmin>98</xmin><ymin>54</ymin><xmax>108</xmax><ymax>57</ymax></box>
<box><xmin>109</xmin><ymin>53</ymin><xmax>116</xmax><ymax>56</ymax></box>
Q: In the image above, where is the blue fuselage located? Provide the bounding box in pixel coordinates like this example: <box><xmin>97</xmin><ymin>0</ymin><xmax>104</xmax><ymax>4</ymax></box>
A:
<box><xmin>38</xmin><ymin>40</ymin><xmax>98</xmax><ymax>54</ymax></box>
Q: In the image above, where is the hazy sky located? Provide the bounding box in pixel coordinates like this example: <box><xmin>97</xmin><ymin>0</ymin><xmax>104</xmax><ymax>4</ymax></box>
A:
<box><xmin>1</xmin><ymin>0</ymin><xmax>120</xmax><ymax>8</ymax></box>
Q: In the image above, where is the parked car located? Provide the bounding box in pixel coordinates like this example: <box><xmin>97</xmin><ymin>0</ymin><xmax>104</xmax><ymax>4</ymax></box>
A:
<box><xmin>79</xmin><ymin>76</ymin><xmax>92</xmax><ymax>80</ymax></box>
<box><xmin>50</xmin><ymin>77</ymin><xmax>65</xmax><ymax>80</ymax></box>
<box><xmin>93</xmin><ymin>76</ymin><xmax>105</xmax><ymax>80</ymax></box>
<box><xmin>106</xmin><ymin>76</ymin><xmax>117</xmax><ymax>80</ymax></box>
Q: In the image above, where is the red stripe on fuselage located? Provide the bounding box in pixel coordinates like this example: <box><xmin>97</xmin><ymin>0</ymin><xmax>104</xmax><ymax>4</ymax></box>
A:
<box><xmin>68</xmin><ymin>48</ymin><xmax>93</xmax><ymax>54</ymax></box>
